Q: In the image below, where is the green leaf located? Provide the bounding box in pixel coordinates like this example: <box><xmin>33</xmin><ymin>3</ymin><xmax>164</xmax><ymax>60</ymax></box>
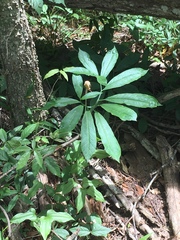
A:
<box><xmin>92</xmin><ymin>149</ymin><xmax>109</xmax><ymax>159</ymax></box>
<box><xmin>139</xmin><ymin>233</ymin><xmax>152</xmax><ymax>240</ymax></box>
<box><xmin>81</xmin><ymin>91</ymin><xmax>100</xmax><ymax>100</ymax></box>
<box><xmin>43</xmin><ymin>97</ymin><xmax>80</xmax><ymax>110</ymax></box>
<box><xmin>100</xmin><ymin>47</ymin><xmax>118</xmax><ymax>77</ymax></box>
<box><xmin>105</xmin><ymin>93</ymin><xmax>161</xmax><ymax>108</ymax></box>
<box><xmin>13</xmin><ymin>146</ymin><xmax>31</xmax><ymax>154</ymax></box>
<box><xmin>8</xmin><ymin>195</ymin><xmax>19</xmax><ymax>212</ymax></box>
<box><xmin>40</xmin><ymin>145</ymin><xmax>57</xmax><ymax>156</ymax></box>
<box><xmin>75</xmin><ymin>188</ymin><xmax>86</xmax><ymax>213</ymax></box>
<box><xmin>39</xmin><ymin>216</ymin><xmax>52</xmax><ymax>240</ymax></box>
<box><xmin>94</xmin><ymin>112</ymin><xmax>121</xmax><ymax>161</ymax></box>
<box><xmin>44</xmin><ymin>157</ymin><xmax>61</xmax><ymax>177</ymax></box>
<box><xmin>60</xmin><ymin>70</ymin><xmax>68</xmax><ymax>81</ymax></box>
<box><xmin>44</xmin><ymin>69</ymin><xmax>59</xmax><ymax>80</ymax></box>
<box><xmin>63</xmin><ymin>67</ymin><xmax>95</xmax><ymax>76</ymax></box>
<box><xmin>60</xmin><ymin>105</ymin><xmax>84</xmax><ymax>133</ymax></box>
<box><xmin>100</xmin><ymin>103</ymin><xmax>137</xmax><ymax>121</ymax></box>
<box><xmin>0</xmin><ymin>128</ymin><xmax>7</xmax><ymax>142</ymax></box>
<box><xmin>86</xmin><ymin>186</ymin><xmax>105</xmax><ymax>202</ymax></box>
<box><xmin>0</xmin><ymin>188</ymin><xmax>17</xmax><ymax>198</ymax></box>
<box><xmin>104</xmin><ymin>68</ymin><xmax>148</xmax><ymax>90</ymax></box>
<box><xmin>28</xmin><ymin>180</ymin><xmax>43</xmax><ymax>198</ymax></box>
<box><xmin>11</xmin><ymin>208</ymin><xmax>37</xmax><ymax>224</ymax></box>
<box><xmin>72</xmin><ymin>74</ymin><xmax>83</xmax><ymax>99</ymax></box>
<box><xmin>16</xmin><ymin>151</ymin><xmax>31</xmax><ymax>170</ymax></box>
<box><xmin>61</xmin><ymin>178</ymin><xmax>78</xmax><ymax>194</ymax></box>
<box><xmin>97</xmin><ymin>76</ymin><xmax>107</xmax><ymax>86</ymax></box>
<box><xmin>70</xmin><ymin>226</ymin><xmax>90</xmax><ymax>237</ymax></box>
<box><xmin>78</xmin><ymin>49</ymin><xmax>99</xmax><ymax>75</ymax></box>
<box><xmin>21</xmin><ymin>123</ymin><xmax>38</xmax><ymax>139</ymax></box>
<box><xmin>91</xmin><ymin>223</ymin><xmax>111</xmax><ymax>237</ymax></box>
<box><xmin>0</xmin><ymin>149</ymin><xmax>9</xmax><ymax>161</ymax></box>
<box><xmin>81</xmin><ymin>111</ymin><xmax>96</xmax><ymax>160</ymax></box>
<box><xmin>49</xmin><ymin>0</ymin><xmax>65</xmax><ymax>5</ymax></box>
<box><xmin>46</xmin><ymin>209</ymin><xmax>74</xmax><ymax>222</ymax></box>
<box><xmin>28</xmin><ymin>0</ymin><xmax>43</xmax><ymax>14</ymax></box>
<box><xmin>34</xmin><ymin>149</ymin><xmax>43</xmax><ymax>168</ymax></box>
<box><xmin>53</xmin><ymin>228</ymin><xmax>69</xmax><ymax>239</ymax></box>
<box><xmin>38</xmin><ymin>210</ymin><xmax>73</xmax><ymax>240</ymax></box>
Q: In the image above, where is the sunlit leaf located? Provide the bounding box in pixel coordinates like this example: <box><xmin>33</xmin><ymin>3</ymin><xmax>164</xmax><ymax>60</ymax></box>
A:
<box><xmin>63</xmin><ymin>67</ymin><xmax>95</xmax><ymax>76</ymax></box>
<box><xmin>100</xmin><ymin>103</ymin><xmax>137</xmax><ymax>121</ymax></box>
<box><xmin>78</xmin><ymin>49</ymin><xmax>99</xmax><ymax>75</ymax></box>
<box><xmin>101</xmin><ymin>47</ymin><xmax>118</xmax><ymax>77</ymax></box>
<box><xmin>86</xmin><ymin>186</ymin><xmax>105</xmax><ymax>202</ymax></box>
<box><xmin>81</xmin><ymin>111</ymin><xmax>96</xmax><ymax>160</ymax></box>
<box><xmin>60</xmin><ymin>70</ymin><xmax>68</xmax><ymax>81</ymax></box>
<box><xmin>75</xmin><ymin>189</ymin><xmax>86</xmax><ymax>213</ymax></box>
<box><xmin>139</xmin><ymin>233</ymin><xmax>152</xmax><ymax>240</ymax></box>
<box><xmin>104</xmin><ymin>68</ymin><xmax>148</xmax><ymax>90</ymax></box>
<box><xmin>105</xmin><ymin>93</ymin><xmax>161</xmax><ymax>108</ymax></box>
<box><xmin>44</xmin><ymin>69</ymin><xmax>59</xmax><ymax>80</ymax></box>
<box><xmin>46</xmin><ymin>209</ymin><xmax>74</xmax><ymax>222</ymax></box>
<box><xmin>97</xmin><ymin>76</ymin><xmax>107</xmax><ymax>86</ymax></box>
<box><xmin>39</xmin><ymin>216</ymin><xmax>52</xmax><ymax>240</ymax></box>
<box><xmin>94</xmin><ymin>112</ymin><xmax>121</xmax><ymax>161</ymax></box>
<box><xmin>11</xmin><ymin>208</ymin><xmax>37</xmax><ymax>224</ymax></box>
<box><xmin>91</xmin><ymin>223</ymin><xmax>111</xmax><ymax>237</ymax></box>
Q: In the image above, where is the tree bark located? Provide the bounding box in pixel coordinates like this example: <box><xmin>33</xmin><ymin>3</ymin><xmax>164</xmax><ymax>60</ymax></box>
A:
<box><xmin>0</xmin><ymin>0</ymin><xmax>46</xmax><ymax>126</ymax></box>
<box><xmin>65</xmin><ymin>0</ymin><xmax>180</xmax><ymax>20</ymax></box>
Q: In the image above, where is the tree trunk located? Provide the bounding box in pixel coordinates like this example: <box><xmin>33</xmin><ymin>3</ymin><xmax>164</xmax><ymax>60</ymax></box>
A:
<box><xmin>65</xmin><ymin>0</ymin><xmax>180</xmax><ymax>20</ymax></box>
<box><xmin>0</xmin><ymin>0</ymin><xmax>46</xmax><ymax>127</ymax></box>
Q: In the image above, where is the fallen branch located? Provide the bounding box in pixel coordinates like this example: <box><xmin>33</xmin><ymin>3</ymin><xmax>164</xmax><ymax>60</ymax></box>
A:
<box><xmin>156</xmin><ymin>135</ymin><xmax>180</xmax><ymax>239</ymax></box>
<box><xmin>89</xmin><ymin>159</ymin><xmax>157</xmax><ymax>239</ymax></box>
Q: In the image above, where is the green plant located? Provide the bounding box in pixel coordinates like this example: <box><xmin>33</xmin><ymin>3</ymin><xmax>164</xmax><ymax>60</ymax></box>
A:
<box><xmin>44</xmin><ymin>46</ymin><xmax>161</xmax><ymax>161</ymax></box>
<box><xmin>118</xmin><ymin>14</ymin><xmax>180</xmax><ymax>53</ymax></box>
<box><xmin>11</xmin><ymin>208</ymin><xmax>74</xmax><ymax>240</ymax></box>
<box><xmin>0</xmin><ymin>123</ymin><xmax>111</xmax><ymax>239</ymax></box>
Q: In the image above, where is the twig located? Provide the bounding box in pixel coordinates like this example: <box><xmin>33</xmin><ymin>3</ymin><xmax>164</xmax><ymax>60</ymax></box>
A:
<box><xmin>158</xmin><ymin>88</ymin><xmax>180</xmax><ymax>103</ymax></box>
<box><xmin>148</xmin><ymin>123</ymin><xmax>180</xmax><ymax>136</ymax></box>
<box><xmin>0</xmin><ymin>204</ymin><xmax>11</xmax><ymax>237</ymax></box>
<box><xmin>0</xmin><ymin>166</ymin><xmax>16</xmax><ymax>180</ymax></box>
<box><xmin>66</xmin><ymin>228</ymin><xmax>80</xmax><ymax>240</ymax></box>
<box><xmin>51</xmin><ymin>230</ymin><xmax>63</xmax><ymax>240</ymax></box>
